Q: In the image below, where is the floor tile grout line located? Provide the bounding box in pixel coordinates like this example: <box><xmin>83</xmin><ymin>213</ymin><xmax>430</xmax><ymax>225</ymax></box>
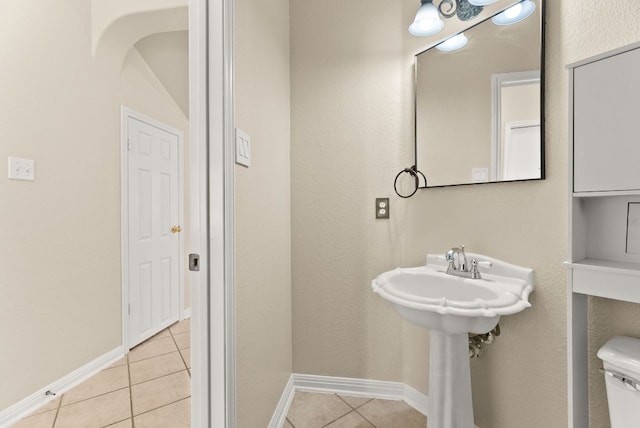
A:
<box><xmin>131</xmin><ymin>395</ymin><xmax>191</xmax><ymax>419</ymax></box>
<box><xmin>101</xmin><ymin>416</ymin><xmax>133</xmax><ymax>428</ymax></box>
<box><xmin>129</xmin><ymin>348</ymin><xmax>179</xmax><ymax>365</ymax></box>
<box><xmin>319</xmin><ymin>408</ymin><xmax>354</xmax><ymax>428</ymax></box>
<box><xmin>56</xmin><ymin>386</ymin><xmax>130</xmax><ymax>409</ymax></box>
<box><xmin>168</xmin><ymin>322</ymin><xmax>191</xmax><ymax>370</ymax></box>
<box><xmin>130</xmin><ymin>368</ymin><xmax>190</xmax><ymax>389</ymax></box>
<box><xmin>127</xmin><ymin>353</ymin><xmax>135</xmax><ymax>428</ymax></box>
<box><xmin>51</xmin><ymin>394</ymin><xmax>63</xmax><ymax>428</ymax></box>
<box><xmin>353</xmin><ymin>407</ymin><xmax>378</xmax><ymax>428</ymax></box>
<box><xmin>335</xmin><ymin>393</ymin><xmax>374</xmax><ymax>411</ymax></box>
<box><xmin>177</xmin><ymin>346</ymin><xmax>190</xmax><ymax>371</ymax></box>
<box><xmin>335</xmin><ymin>393</ymin><xmax>378</xmax><ymax>426</ymax></box>
<box><xmin>130</xmin><ymin>364</ymin><xmax>189</xmax><ymax>387</ymax></box>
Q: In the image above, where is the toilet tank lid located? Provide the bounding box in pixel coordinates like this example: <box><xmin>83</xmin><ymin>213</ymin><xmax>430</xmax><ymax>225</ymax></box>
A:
<box><xmin>598</xmin><ymin>336</ymin><xmax>640</xmax><ymax>376</ymax></box>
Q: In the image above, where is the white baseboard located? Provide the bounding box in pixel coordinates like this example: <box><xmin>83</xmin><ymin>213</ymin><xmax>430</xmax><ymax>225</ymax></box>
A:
<box><xmin>0</xmin><ymin>346</ymin><xmax>125</xmax><ymax>427</ymax></box>
<box><xmin>183</xmin><ymin>307</ymin><xmax>192</xmax><ymax>319</ymax></box>
<box><xmin>267</xmin><ymin>375</ymin><xmax>296</xmax><ymax>428</ymax></box>
<box><xmin>268</xmin><ymin>374</ymin><xmax>429</xmax><ymax>428</ymax></box>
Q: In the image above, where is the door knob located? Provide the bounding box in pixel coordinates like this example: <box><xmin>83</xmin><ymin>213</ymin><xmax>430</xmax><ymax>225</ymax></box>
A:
<box><xmin>171</xmin><ymin>225</ymin><xmax>182</xmax><ymax>234</ymax></box>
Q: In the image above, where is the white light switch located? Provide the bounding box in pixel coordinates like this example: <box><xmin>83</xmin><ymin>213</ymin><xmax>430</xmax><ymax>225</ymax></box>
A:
<box><xmin>8</xmin><ymin>157</ymin><xmax>35</xmax><ymax>181</ymax></box>
<box><xmin>235</xmin><ymin>128</ymin><xmax>251</xmax><ymax>167</ymax></box>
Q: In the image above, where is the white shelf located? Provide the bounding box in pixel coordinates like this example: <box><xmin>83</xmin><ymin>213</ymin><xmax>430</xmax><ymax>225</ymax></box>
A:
<box><xmin>567</xmin><ymin>259</ymin><xmax>640</xmax><ymax>274</ymax></box>
<box><xmin>568</xmin><ymin>259</ymin><xmax>640</xmax><ymax>304</ymax></box>
<box><xmin>573</xmin><ymin>189</ymin><xmax>640</xmax><ymax>198</ymax></box>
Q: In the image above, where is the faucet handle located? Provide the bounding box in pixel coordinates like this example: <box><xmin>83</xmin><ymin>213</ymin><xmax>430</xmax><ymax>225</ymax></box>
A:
<box><xmin>470</xmin><ymin>259</ymin><xmax>481</xmax><ymax>279</ymax></box>
<box><xmin>445</xmin><ymin>248</ymin><xmax>457</xmax><ymax>272</ymax></box>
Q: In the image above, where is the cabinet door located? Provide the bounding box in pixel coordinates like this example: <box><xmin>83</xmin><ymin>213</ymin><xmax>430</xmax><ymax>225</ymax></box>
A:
<box><xmin>574</xmin><ymin>47</ymin><xmax>640</xmax><ymax>192</ymax></box>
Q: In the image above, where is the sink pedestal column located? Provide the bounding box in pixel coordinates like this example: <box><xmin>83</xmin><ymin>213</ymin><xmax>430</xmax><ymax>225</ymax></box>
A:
<box><xmin>428</xmin><ymin>330</ymin><xmax>474</xmax><ymax>428</ymax></box>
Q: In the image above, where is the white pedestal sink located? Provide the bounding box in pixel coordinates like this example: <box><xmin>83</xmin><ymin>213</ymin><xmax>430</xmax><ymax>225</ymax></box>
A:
<box><xmin>372</xmin><ymin>253</ymin><xmax>534</xmax><ymax>428</ymax></box>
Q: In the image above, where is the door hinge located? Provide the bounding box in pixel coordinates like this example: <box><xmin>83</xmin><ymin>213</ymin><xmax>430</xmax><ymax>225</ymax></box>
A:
<box><xmin>127</xmin><ymin>139</ymin><xmax>131</xmax><ymax>151</ymax></box>
<box><xmin>128</xmin><ymin>304</ymin><xmax>131</xmax><ymax>315</ymax></box>
<box><xmin>189</xmin><ymin>253</ymin><xmax>200</xmax><ymax>272</ymax></box>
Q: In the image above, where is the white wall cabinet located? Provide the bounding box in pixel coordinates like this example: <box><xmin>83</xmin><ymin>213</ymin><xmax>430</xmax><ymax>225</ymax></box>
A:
<box><xmin>573</xmin><ymin>46</ymin><xmax>640</xmax><ymax>193</ymax></box>
<box><xmin>568</xmin><ymin>42</ymin><xmax>640</xmax><ymax>428</ymax></box>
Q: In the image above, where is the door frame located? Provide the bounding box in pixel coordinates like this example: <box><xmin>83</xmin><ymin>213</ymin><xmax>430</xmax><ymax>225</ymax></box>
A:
<box><xmin>120</xmin><ymin>106</ymin><xmax>185</xmax><ymax>351</ymax></box>
<box><xmin>191</xmin><ymin>0</ymin><xmax>236</xmax><ymax>426</ymax></box>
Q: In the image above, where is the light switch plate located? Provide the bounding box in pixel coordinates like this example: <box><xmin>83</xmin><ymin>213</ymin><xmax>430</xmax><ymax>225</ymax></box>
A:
<box><xmin>235</xmin><ymin>128</ymin><xmax>251</xmax><ymax>167</ymax></box>
<box><xmin>8</xmin><ymin>157</ymin><xmax>35</xmax><ymax>181</ymax></box>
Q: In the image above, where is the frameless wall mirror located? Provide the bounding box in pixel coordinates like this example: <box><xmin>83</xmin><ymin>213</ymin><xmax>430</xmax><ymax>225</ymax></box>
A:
<box><xmin>412</xmin><ymin>0</ymin><xmax>544</xmax><ymax>189</ymax></box>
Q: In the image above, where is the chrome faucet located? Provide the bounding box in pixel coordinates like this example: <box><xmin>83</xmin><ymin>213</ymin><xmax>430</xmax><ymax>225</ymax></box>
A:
<box><xmin>445</xmin><ymin>245</ymin><xmax>481</xmax><ymax>279</ymax></box>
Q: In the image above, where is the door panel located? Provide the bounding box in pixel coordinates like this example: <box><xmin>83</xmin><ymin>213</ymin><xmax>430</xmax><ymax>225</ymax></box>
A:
<box><xmin>127</xmin><ymin>116</ymin><xmax>181</xmax><ymax>348</ymax></box>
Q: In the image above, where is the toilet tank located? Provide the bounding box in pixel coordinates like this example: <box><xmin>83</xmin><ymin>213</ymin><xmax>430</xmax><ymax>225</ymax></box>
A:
<box><xmin>598</xmin><ymin>336</ymin><xmax>640</xmax><ymax>428</ymax></box>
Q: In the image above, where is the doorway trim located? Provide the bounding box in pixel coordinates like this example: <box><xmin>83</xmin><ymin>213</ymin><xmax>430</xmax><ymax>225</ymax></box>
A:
<box><xmin>120</xmin><ymin>106</ymin><xmax>185</xmax><ymax>352</ymax></box>
<box><xmin>190</xmin><ymin>0</ymin><xmax>236</xmax><ymax>426</ymax></box>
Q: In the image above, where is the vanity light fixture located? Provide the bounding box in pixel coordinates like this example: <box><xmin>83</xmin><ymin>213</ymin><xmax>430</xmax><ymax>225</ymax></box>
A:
<box><xmin>409</xmin><ymin>0</ymin><xmax>444</xmax><ymax>37</ymax></box>
<box><xmin>436</xmin><ymin>32</ymin><xmax>468</xmax><ymax>51</ymax></box>
<box><xmin>491</xmin><ymin>0</ymin><xmax>535</xmax><ymax>25</ymax></box>
<box><xmin>409</xmin><ymin>0</ymin><xmax>483</xmax><ymax>37</ymax></box>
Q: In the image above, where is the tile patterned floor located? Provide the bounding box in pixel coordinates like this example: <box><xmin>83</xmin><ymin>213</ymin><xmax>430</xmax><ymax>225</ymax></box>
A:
<box><xmin>13</xmin><ymin>320</ymin><xmax>425</xmax><ymax>428</ymax></box>
<box><xmin>285</xmin><ymin>391</ymin><xmax>427</xmax><ymax>428</ymax></box>
<box><xmin>12</xmin><ymin>319</ymin><xmax>191</xmax><ymax>428</ymax></box>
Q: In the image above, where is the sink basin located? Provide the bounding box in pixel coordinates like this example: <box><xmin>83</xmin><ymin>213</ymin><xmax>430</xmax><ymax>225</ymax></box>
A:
<box><xmin>371</xmin><ymin>253</ymin><xmax>533</xmax><ymax>334</ymax></box>
<box><xmin>371</xmin><ymin>252</ymin><xmax>534</xmax><ymax>428</ymax></box>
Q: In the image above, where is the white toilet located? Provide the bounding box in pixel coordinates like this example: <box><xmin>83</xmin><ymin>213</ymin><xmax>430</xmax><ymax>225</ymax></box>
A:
<box><xmin>598</xmin><ymin>336</ymin><xmax>640</xmax><ymax>428</ymax></box>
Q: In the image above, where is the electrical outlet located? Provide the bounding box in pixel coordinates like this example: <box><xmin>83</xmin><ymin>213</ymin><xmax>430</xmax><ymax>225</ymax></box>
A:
<box><xmin>8</xmin><ymin>157</ymin><xmax>35</xmax><ymax>181</ymax></box>
<box><xmin>376</xmin><ymin>198</ymin><xmax>390</xmax><ymax>219</ymax></box>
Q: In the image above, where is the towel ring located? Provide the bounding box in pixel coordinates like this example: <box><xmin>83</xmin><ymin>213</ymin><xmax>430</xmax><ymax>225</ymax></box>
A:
<box><xmin>394</xmin><ymin>166</ymin><xmax>426</xmax><ymax>198</ymax></box>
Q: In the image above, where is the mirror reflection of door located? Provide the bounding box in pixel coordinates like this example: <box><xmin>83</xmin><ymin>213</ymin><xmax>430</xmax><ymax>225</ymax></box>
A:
<box><xmin>491</xmin><ymin>71</ymin><xmax>540</xmax><ymax>181</ymax></box>
<box><xmin>502</xmin><ymin>120</ymin><xmax>541</xmax><ymax>180</ymax></box>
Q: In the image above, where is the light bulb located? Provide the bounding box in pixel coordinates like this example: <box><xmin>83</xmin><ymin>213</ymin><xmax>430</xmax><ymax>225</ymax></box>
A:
<box><xmin>436</xmin><ymin>33</ymin><xmax>468</xmax><ymax>52</ymax></box>
<box><xmin>491</xmin><ymin>0</ymin><xmax>536</xmax><ymax>26</ymax></box>
<box><xmin>409</xmin><ymin>1</ymin><xmax>444</xmax><ymax>37</ymax></box>
<box><xmin>468</xmin><ymin>0</ymin><xmax>498</xmax><ymax>5</ymax></box>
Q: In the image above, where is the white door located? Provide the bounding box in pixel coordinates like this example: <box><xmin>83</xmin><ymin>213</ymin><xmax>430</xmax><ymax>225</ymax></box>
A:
<box><xmin>502</xmin><ymin>121</ymin><xmax>541</xmax><ymax>181</ymax></box>
<box><xmin>126</xmin><ymin>114</ymin><xmax>182</xmax><ymax>348</ymax></box>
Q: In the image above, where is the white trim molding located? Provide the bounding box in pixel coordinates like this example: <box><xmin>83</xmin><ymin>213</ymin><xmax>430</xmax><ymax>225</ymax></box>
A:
<box><xmin>0</xmin><ymin>347</ymin><xmax>124</xmax><ymax>427</ymax></box>
<box><xmin>204</xmin><ymin>0</ymin><xmax>236</xmax><ymax>425</ymax></box>
<box><xmin>268</xmin><ymin>374</ymin><xmax>429</xmax><ymax>428</ymax></box>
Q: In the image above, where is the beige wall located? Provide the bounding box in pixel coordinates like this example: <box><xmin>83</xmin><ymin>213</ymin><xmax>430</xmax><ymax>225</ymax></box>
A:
<box><xmin>0</xmin><ymin>0</ymin><xmax>189</xmax><ymax>411</ymax></box>
<box><xmin>234</xmin><ymin>0</ymin><xmax>293</xmax><ymax>426</ymax></box>
<box><xmin>291</xmin><ymin>0</ymin><xmax>414</xmax><ymax>384</ymax></box>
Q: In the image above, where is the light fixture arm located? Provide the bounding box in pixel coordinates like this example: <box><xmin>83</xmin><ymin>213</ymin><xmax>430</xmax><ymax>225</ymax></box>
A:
<box><xmin>438</xmin><ymin>0</ymin><xmax>458</xmax><ymax>18</ymax></box>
